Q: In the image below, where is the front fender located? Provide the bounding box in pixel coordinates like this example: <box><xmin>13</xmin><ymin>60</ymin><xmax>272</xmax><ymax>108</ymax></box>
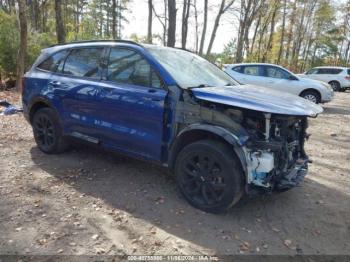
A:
<box><xmin>170</xmin><ymin>123</ymin><xmax>248</xmax><ymax>175</ymax></box>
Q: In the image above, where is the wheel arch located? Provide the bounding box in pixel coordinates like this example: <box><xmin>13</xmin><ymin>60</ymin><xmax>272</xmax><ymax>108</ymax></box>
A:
<box><xmin>299</xmin><ymin>88</ymin><xmax>321</xmax><ymax>100</ymax></box>
<box><xmin>328</xmin><ymin>80</ymin><xmax>340</xmax><ymax>85</ymax></box>
<box><xmin>168</xmin><ymin>124</ymin><xmax>248</xmax><ymax>176</ymax></box>
<box><xmin>29</xmin><ymin>98</ymin><xmax>55</xmax><ymax>123</ymax></box>
<box><xmin>328</xmin><ymin>80</ymin><xmax>341</xmax><ymax>90</ymax></box>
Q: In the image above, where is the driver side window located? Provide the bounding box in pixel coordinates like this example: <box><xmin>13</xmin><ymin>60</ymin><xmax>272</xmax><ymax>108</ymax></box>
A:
<box><xmin>265</xmin><ymin>66</ymin><xmax>290</xmax><ymax>79</ymax></box>
<box><xmin>107</xmin><ymin>48</ymin><xmax>163</xmax><ymax>88</ymax></box>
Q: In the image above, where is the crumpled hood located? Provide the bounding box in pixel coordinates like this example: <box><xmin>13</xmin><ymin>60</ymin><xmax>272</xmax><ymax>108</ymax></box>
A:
<box><xmin>191</xmin><ymin>85</ymin><xmax>323</xmax><ymax>116</ymax></box>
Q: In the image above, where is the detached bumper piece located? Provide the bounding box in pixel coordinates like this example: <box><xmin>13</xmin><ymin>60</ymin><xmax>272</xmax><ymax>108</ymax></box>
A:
<box><xmin>276</xmin><ymin>158</ymin><xmax>308</xmax><ymax>191</ymax></box>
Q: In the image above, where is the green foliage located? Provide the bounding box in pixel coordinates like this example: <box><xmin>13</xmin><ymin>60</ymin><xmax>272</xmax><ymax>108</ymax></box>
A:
<box><xmin>0</xmin><ymin>10</ymin><xmax>19</xmax><ymax>77</ymax></box>
<box><xmin>218</xmin><ymin>39</ymin><xmax>236</xmax><ymax>64</ymax></box>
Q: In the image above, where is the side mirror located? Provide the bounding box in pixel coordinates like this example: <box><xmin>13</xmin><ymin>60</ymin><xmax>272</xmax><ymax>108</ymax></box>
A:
<box><xmin>288</xmin><ymin>75</ymin><xmax>298</xmax><ymax>81</ymax></box>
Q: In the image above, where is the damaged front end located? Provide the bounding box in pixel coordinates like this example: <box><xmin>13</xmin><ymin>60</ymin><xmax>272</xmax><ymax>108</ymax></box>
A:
<box><xmin>179</xmin><ymin>85</ymin><xmax>323</xmax><ymax>194</ymax></box>
<box><xmin>242</xmin><ymin>113</ymin><xmax>310</xmax><ymax>192</ymax></box>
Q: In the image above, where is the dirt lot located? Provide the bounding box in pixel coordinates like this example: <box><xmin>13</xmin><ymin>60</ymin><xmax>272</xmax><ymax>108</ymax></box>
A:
<box><xmin>0</xmin><ymin>90</ymin><xmax>350</xmax><ymax>257</ymax></box>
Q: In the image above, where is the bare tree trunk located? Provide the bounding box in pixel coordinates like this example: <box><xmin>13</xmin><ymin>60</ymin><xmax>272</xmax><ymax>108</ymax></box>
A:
<box><xmin>55</xmin><ymin>0</ymin><xmax>65</xmax><ymax>43</ymax></box>
<box><xmin>285</xmin><ymin>0</ymin><xmax>297</xmax><ymax>61</ymax></box>
<box><xmin>199</xmin><ymin>0</ymin><xmax>208</xmax><ymax>55</ymax></box>
<box><xmin>262</xmin><ymin>2</ymin><xmax>278</xmax><ymax>62</ymax></box>
<box><xmin>167</xmin><ymin>0</ymin><xmax>176</xmax><ymax>47</ymax></box>
<box><xmin>193</xmin><ymin>0</ymin><xmax>199</xmax><ymax>52</ymax></box>
<box><xmin>181</xmin><ymin>0</ymin><xmax>191</xmax><ymax>49</ymax></box>
<box><xmin>147</xmin><ymin>0</ymin><xmax>153</xmax><ymax>43</ymax></box>
<box><xmin>249</xmin><ymin>13</ymin><xmax>261</xmax><ymax>57</ymax></box>
<box><xmin>277</xmin><ymin>0</ymin><xmax>287</xmax><ymax>64</ymax></box>
<box><xmin>112</xmin><ymin>0</ymin><xmax>117</xmax><ymax>39</ymax></box>
<box><xmin>16</xmin><ymin>0</ymin><xmax>27</xmax><ymax>91</ymax></box>
<box><xmin>206</xmin><ymin>0</ymin><xmax>225</xmax><ymax>56</ymax></box>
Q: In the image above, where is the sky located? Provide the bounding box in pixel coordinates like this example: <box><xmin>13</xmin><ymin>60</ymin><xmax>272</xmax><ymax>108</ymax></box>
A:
<box><xmin>123</xmin><ymin>0</ymin><xmax>239</xmax><ymax>53</ymax></box>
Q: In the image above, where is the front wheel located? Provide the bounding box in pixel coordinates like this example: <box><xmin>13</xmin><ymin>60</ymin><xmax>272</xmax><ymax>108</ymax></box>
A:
<box><xmin>174</xmin><ymin>140</ymin><xmax>244</xmax><ymax>214</ymax></box>
<box><xmin>301</xmin><ymin>90</ymin><xmax>320</xmax><ymax>104</ymax></box>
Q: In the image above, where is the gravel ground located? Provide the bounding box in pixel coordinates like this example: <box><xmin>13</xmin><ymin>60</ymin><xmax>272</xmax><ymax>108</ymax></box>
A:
<box><xmin>0</xmin><ymin>90</ymin><xmax>349</xmax><ymax>257</ymax></box>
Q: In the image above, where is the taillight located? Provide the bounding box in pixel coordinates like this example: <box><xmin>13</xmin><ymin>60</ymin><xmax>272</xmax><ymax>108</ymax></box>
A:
<box><xmin>345</xmin><ymin>76</ymin><xmax>350</xmax><ymax>81</ymax></box>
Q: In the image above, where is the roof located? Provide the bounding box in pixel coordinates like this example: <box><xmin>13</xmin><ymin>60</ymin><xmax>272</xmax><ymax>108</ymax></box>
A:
<box><xmin>44</xmin><ymin>40</ymin><xmax>145</xmax><ymax>53</ymax></box>
<box><xmin>311</xmin><ymin>66</ymin><xmax>350</xmax><ymax>69</ymax></box>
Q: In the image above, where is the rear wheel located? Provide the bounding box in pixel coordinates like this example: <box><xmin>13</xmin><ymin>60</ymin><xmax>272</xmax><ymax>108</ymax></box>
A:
<box><xmin>174</xmin><ymin>140</ymin><xmax>244</xmax><ymax>214</ymax></box>
<box><xmin>301</xmin><ymin>90</ymin><xmax>320</xmax><ymax>104</ymax></box>
<box><xmin>32</xmin><ymin>107</ymin><xmax>69</xmax><ymax>154</ymax></box>
<box><xmin>329</xmin><ymin>81</ymin><xmax>341</xmax><ymax>92</ymax></box>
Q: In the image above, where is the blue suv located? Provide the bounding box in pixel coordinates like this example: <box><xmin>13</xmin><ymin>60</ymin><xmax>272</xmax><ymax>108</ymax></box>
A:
<box><xmin>23</xmin><ymin>40</ymin><xmax>323</xmax><ymax>213</ymax></box>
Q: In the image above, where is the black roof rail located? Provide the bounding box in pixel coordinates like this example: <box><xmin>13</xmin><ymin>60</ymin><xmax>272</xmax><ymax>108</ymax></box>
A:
<box><xmin>49</xmin><ymin>39</ymin><xmax>142</xmax><ymax>48</ymax></box>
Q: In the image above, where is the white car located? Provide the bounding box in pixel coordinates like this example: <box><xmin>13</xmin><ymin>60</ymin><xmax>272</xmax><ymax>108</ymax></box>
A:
<box><xmin>224</xmin><ymin>63</ymin><xmax>334</xmax><ymax>104</ymax></box>
<box><xmin>298</xmin><ymin>66</ymin><xmax>350</xmax><ymax>92</ymax></box>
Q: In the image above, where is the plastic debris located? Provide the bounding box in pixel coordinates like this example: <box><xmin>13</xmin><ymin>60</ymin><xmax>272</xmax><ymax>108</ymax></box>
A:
<box><xmin>0</xmin><ymin>100</ymin><xmax>23</xmax><ymax>115</ymax></box>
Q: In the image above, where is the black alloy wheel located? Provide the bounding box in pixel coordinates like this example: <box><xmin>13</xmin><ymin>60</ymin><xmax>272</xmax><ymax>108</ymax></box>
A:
<box><xmin>175</xmin><ymin>140</ymin><xmax>243</xmax><ymax>214</ymax></box>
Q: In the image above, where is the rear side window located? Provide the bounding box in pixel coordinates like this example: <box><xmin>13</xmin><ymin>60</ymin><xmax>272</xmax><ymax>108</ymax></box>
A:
<box><xmin>37</xmin><ymin>50</ymin><xmax>68</xmax><ymax>72</ymax></box>
<box><xmin>62</xmin><ymin>48</ymin><xmax>103</xmax><ymax>79</ymax></box>
<box><xmin>329</xmin><ymin>69</ymin><xmax>343</xmax><ymax>74</ymax></box>
<box><xmin>242</xmin><ymin>65</ymin><xmax>260</xmax><ymax>76</ymax></box>
<box><xmin>348</xmin><ymin>69</ymin><xmax>350</xmax><ymax>75</ymax></box>
<box><xmin>317</xmin><ymin>68</ymin><xmax>342</xmax><ymax>74</ymax></box>
<box><xmin>107</xmin><ymin>48</ymin><xmax>162</xmax><ymax>88</ymax></box>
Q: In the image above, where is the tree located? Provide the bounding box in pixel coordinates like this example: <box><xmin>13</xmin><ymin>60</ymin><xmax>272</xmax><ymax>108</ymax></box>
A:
<box><xmin>147</xmin><ymin>0</ymin><xmax>153</xmax><ymax>43</ymax></box>
<box><xmin>235</xmin><ymin>0</ymin><xmax>264</xmax><ymax>62</ymax></box>
<box><xmin>198</xmin><ymin>0</ymin><xmax>208</xmax><ymax>55</ymax></box>
<box><xmin>112</xmin><ymin>0</ymin><xmax>117</xmax><ymax>39</ymax></box>
<box><xmin>206</xmin><ymin>0</ymin><xmax>235</xmax><ymax>56</ymax></box>
<box><xmin>181</xmin><ymin>0</ymin><xmax>191</xmax><ymax>49</ymax></box>
<box><xmin>55</xmin><ymin>0</ymin><xmax>66</xmax><ymax>43</ymax></box>
<box><xmin>167</xmin><ymin>0</ymin><xmax>176</xmax><ymax>47</ymax></box>
<box><xmin>277</xmin><ymin>0</ymin><xmax>287</xmax><ymax>64</ymax></box>
<box><xmin>16</xmin><ymin>0</ymin><xmax>27</xmax><ymax>91</ymax></box>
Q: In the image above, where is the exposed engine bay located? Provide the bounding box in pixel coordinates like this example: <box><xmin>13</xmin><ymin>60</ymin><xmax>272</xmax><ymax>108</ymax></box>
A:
<box><xmin>240</xmin><ymin>111</ymin><xmax>309</xmax><ymax>191</ymax></box>
<box><xmin>175</xmin><ymin>90</ymin><xmax>313</xmax><ymax>193</ymax></box>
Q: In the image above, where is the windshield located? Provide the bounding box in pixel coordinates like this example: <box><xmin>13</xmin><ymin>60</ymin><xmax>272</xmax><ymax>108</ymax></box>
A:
<box><xmin>146</xmin><ymin>46</ymin><xmax>238</xmax><ymax>88</ymax></box>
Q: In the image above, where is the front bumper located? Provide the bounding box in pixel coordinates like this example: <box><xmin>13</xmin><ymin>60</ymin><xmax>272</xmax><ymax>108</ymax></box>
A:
<box><xmin>275</xmin><ymin>158</ymin><xmax>308</xmax><ymax>191</ymax></box>
<box><xmin>246</xmin><ymin>158</ymin><xmax>308</xmax><ymax>195</ymax></box>
<box><xmin>321</xmin><ymin>91</ymin><xmax>334</xmax><ymax>103</ymax></box>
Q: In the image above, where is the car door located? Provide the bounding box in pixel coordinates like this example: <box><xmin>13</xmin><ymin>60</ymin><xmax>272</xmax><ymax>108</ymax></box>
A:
<box><xmin>262</xmin><ymin>65</ymin><xmax>301</xmax><ymax>95</ymax></box>
<box><xmin>316</xmin><ymin>68</ymin><xmax>331</xmax><ymax>82</ymax></box>
<box><xmin>237</xmin><ymin>65</ymin><xmax>266</xmax><ymax>86</ymax></box>
<box><xmin>47</xmin><ymin>47</ymin><xmax>105</xmax><ymax>137</ymax></box>
<box><xmin>304</xmin><ymin>68</ymin><xmax>320</xmax><ymax>81</ymax></box>
<box><xmin>95</xmin><ymin>47</ymin><xmax>167</xmax><ymax>161</ymax></box>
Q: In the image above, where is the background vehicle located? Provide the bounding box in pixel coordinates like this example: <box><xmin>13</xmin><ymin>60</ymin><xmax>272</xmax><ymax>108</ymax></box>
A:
<box><xmin>298</xmin><ymin>66</ymin><xmax>350</xmax><ymax>92</ymax></box>
<box><xmin>23</xmin><ymin>41</ymin><xmax>322</xmax><ymax>213</ymax></box>
<box><xmin>224</xmin><ymin>63</ymin><xmax>334</xmax><ymax>104</ymax></box>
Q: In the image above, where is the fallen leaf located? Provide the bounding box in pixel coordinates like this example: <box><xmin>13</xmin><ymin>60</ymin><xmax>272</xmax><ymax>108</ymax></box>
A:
<box><xmin>91</xmin><ymin>234</ymin><xmax>99</xmax><ymax>240</ymax></box>
<box><xmin>284</xmin><ymin>239</ymin><xmax>292</xmax><ymax>248</ymax></box>
<box><xmin>239</xmin><ymin>241</ymin><xmax>250</xmax><ymax>251</ymax></box>
<box><xmin>272</xmin><ymin>227</ymin><xmax>280</xmax><ymax>233</ymax></box>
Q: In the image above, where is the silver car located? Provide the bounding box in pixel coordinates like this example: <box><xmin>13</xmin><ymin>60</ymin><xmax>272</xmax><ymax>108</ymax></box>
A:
<box><xmin>224</xmin><ymin>63</ymin><xmax>334</xmax><ymax>104</ymax></box>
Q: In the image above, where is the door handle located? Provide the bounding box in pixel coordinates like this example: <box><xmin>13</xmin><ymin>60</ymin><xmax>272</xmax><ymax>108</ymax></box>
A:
<box><xmin>49</xmin><ymin>80</ymin><xmax>61</xmax><ymax>86</ymax></box>
<box><xmin>148</xmin><ymin>88</ymin><xmax>157</xmax><ymax>93</ymax></box>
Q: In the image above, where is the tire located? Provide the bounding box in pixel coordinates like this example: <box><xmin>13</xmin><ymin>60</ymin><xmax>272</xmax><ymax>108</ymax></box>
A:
<box><xmin>329</xmin><ymin>81</ymin><xmax>341</xmax><ymax>92</ymax></box>
<box><xmin>301</xmin><ymin>90</ymin><xmax>320</xmax><ymax>104</ymax></box>
<box><xmin>174</xmin><ymin>140</ymin><xmax>244</xmax><ymax>214</ymax></box>
<box><xmin>32</xmin><ymin>107</ymin><xmax>69</xmax><ymax>154</ymax></box>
